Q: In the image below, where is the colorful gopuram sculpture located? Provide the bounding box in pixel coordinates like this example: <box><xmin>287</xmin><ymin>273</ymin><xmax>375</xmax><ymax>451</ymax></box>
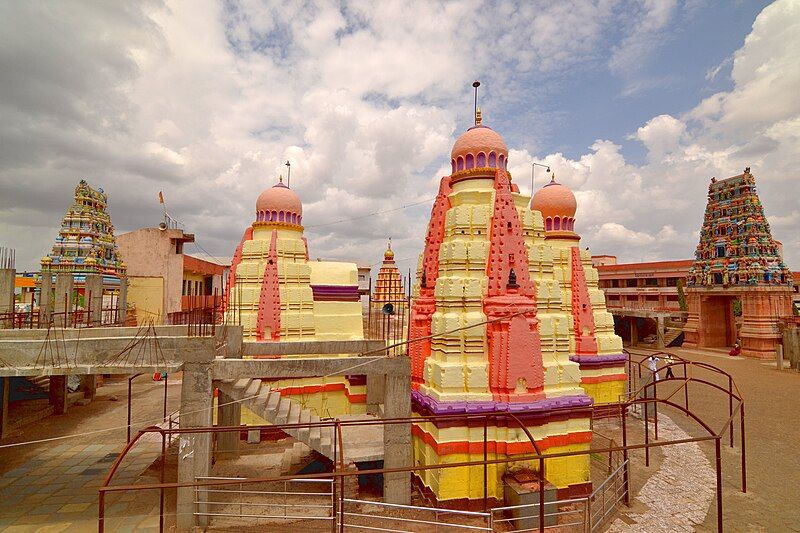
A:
<box><xmin>372</xmin><ymin>239</ymin><xmax>406</xmax><ymax>309</ymax></box>
<box><xmin>409</xmin><ymin>107</ymin><xmax>624</xmax><ymax>506</ymax></box>
<box><xmin>41</xmin><ymin>180</ymin><xmax>126</xmax><ymax>279</ymax></box>
<box><xmin>224</xmin><ymin>175</ymin><xmax>366</xmax><ymax>416</ymax></box>
<box><xmin>684</xmin><ymin>168</ymin><xmax>793</xmax><ymax>358</ymax></box>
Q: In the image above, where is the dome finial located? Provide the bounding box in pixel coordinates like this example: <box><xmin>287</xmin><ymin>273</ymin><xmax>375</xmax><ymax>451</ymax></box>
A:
<box><xmin>278</xmin><ymin>174</ymin><xmax>283</xmax><ymax>184</ymax></box>
<box><xmin>472</xmin><ymin>80</ymin><xmax>481</xmax><ymax>126</ymax></box>
<box><xmin>475</xmin><ymin>106</ymin><xmax>482</xmax><ymax>126</ymax></box>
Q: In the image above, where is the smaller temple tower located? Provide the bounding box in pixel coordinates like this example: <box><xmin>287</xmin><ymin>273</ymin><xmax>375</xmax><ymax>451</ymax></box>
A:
<box><xmin>372</xmin><ymin>239</ymin><xmax>405</xmax><ymax>310</ymax></box>
<box><xmin>41</xmin><ymin>180</ymin><xmax>126</xmax><ymax>278</ymax></box>
<box><xmin>684</xmin><ymin>168</ymin><xmax>794</xmax><ymax>358</ymax></box>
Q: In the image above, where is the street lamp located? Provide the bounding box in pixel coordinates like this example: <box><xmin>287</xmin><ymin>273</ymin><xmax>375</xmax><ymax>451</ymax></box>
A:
<box><xmin>531</xmin><ymin>162</ymin><xmax>551</xmax><ymax>194</ymax></box>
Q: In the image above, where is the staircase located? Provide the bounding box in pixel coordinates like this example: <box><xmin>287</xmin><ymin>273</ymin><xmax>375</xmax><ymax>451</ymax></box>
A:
<box><xmin>663</xmin><ymin>327</ymin><xmax>684</xmax><ymax>347</ymax></box>
<box><xmin>217</xmin><ymin>379</ymin><xmax>336</xmax><ymax>461</ymax></box>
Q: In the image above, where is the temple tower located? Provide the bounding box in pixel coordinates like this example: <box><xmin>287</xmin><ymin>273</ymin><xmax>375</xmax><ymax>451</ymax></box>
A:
<box><xmin>224</xmin><ymin>175</ymin><xmax>366</xmax><ymax>416</ymax></box>
<box><xmin>684</xmin><ymin>168</ymin><xmax>794</xmax><ymax>358</ymax></box>
<box><xmin>531</xmin><ymin>177</ymin><xmax>625</xmax><ymax>404</ymax></box>
<box><xmin>41</xmin><ymin>180</ymin><xmax>126</xmax><ymax>279</ymax></box>
<box><xmin>372</xmin><ymin>239</ymin><xmax>405</xmax><ymax>309</ymax></box>
<box><xmin>410</xmin><ymin>109</ymin><xmax>607</xmax><ymax>506</ymax></box>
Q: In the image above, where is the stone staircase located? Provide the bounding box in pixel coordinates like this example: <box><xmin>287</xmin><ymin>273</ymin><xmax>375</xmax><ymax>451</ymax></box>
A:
<box><xmin>663</xmin><ymin>327</ymin><xmax>684</xmax><ymax>347</ymax></box>
<box><xmin>217</xmin><ymin>378</ymin><xmax>336</xmax><ymax>461</ymax></box>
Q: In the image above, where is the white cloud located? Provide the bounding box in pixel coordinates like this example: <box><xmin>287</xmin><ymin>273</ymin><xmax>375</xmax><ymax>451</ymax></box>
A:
<box><xmin>0</xmin><ymin>0</ymin><xmax>797</xmax><ymax>279</ymax></box>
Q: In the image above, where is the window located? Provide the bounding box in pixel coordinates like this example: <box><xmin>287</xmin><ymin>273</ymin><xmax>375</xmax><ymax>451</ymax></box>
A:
<box><xmin>665</xmin><ymin>277</ymin><xmax>679</xmax><ymax>287</ymax></box>
<box><xmin>611</xmin><ymin>279</ymin><xmax>619</xmax><ymax>288</ymax></box>
<box><xmin>644</xmin><ymin>278</ymin><xmax>658</xmax><ymax>286</ymax></box>
<box><xmin>626</xmin><ymin>279</ymin><xmax>637</xmax><ymax>288</ymax></box>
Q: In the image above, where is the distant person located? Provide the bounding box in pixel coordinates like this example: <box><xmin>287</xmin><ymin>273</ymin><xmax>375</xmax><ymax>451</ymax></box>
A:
<box><xmin>664</xmin><ymin>354</ymin><xmax>675</xmax><ymax>379</ymax></box>
<box><xmin>729</xmin><ymin>342</ymin><xmax>741</xmax><ymax>357</ymax></box>
<box><xmin>646</xmin><ymin>354</ymin><xmax>659</xmax><ymax>381</ymax></box>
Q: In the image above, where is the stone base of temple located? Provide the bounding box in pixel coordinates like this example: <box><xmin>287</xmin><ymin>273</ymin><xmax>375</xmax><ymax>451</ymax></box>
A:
<box><xmin>685</xmin><ymin>286</ymin><xmax>793</xmax><ymax>359</ymax></box>
<box><xmin>411</xmin><ymin>393</ymin><xmax>593</xmax><ymax>505</ymax></box>
<box><xmin>569</xmin><ymin>354</ymin><xmax>628</xmax><ymax>406</ymax></box>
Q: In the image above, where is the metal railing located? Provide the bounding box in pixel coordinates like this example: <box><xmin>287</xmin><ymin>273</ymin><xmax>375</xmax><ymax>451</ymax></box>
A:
<box><xmin>343</xmin><ymin>498</ymin><xmax>492</xmax><ymax>531</ymax></box>
<box><xmin>194</xmin><ymin>477</ymin><xmax>334</xmax><ymax>524</ymax></box>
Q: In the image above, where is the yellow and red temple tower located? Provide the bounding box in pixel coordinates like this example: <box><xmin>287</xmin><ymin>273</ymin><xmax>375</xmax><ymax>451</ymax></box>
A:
<box><xmin>224</xmin><ymin>176</ymin><xmax>367</xmax><ymax>416</ymax></box>
<box><xmin>409</xmin><ymin>107</ymin><xmax>624</xmax><ymax>505</ymax></box>
<box><xmin>372</xmin><ymin>239</ymin><xmax>405</xmax><ymax>310</ymax></box>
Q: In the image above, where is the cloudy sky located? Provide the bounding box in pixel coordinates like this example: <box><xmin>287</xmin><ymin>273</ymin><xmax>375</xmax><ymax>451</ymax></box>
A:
<box><xmin>1</xmin><ymin>0</ymin><xmax>798</xmax><ymax>276</ymax></box>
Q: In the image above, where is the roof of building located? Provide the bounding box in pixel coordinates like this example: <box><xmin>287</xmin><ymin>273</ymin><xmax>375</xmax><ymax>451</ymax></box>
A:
<box><xmin>451</xmin><ymin>122</ymin><xmax>507</xmax><ymax>162</ymax></box>
<box><xmin>256</xmin><ymin>178</ymin><xmax>302</xmax><ymax>217</ymax></box>
<box><xmin>595</xmin><ymin>259</ymin><xmax>694</xmax><ymax>273</ymax></box>
<box><xmin>531</xmin><ymin>175</ymin><xmax>577</xmax><ymax>221</ymax></box>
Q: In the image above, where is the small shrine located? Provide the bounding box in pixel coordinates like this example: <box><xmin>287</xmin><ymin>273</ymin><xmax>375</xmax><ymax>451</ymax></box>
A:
<box><xmin>684</xmin><ymin>168</ymin><xmax>794</xmax><ymax>357</ymax></box>
<box><xmin>371</xmin><ymin>239</ymin><xmax>406</xmax><ymax>310</ymax></box>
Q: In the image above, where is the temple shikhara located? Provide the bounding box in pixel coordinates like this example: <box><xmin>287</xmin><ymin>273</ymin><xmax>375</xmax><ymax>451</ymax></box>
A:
<box><xmin>41</xmin><ymin>180</ymin><xmax>126</xmax><ymax>281</ymax></box>
<box><xmin>684</xmin><ymin>168</ymin><xmax>794</xmax><ymax>358</ymax></box>
<box><xmin>409</xmin><ymin>108</ymin><xmax>624</xmax><ymax>505</ymax></box>
<box><xmin>224</xmin><ymin>175</ymin><xmax>367</xmax><ymax>416</ymax></box>
<box><xmin>372</xmin><ymin>239</ymin><xmax>406</xmax><ymax>310</ymax></box>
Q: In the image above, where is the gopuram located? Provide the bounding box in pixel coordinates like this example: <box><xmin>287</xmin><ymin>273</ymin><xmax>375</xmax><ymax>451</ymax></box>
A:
<box><xmin>684</xmin><ymin>168</ymin><xmax>794</xmax><ymax>358</ymax></box>
<box><xmin>372</xmin><ymin>238</ymin><xmax>406</xmax><ymax>310</ymax></box>
<box><xmin>409</xmin><ymin>106</ymin><xmax>624</xmax><ymax>506</ymax></box>
<box><xmin>224</xmin><ymin>175</ymin><xmax>368</xmax><ymax>416</ymax></box>
<box><xmin>40</xmin><ymin>180</ymin><xmax>126</xmax><ymax>281</ymax></box>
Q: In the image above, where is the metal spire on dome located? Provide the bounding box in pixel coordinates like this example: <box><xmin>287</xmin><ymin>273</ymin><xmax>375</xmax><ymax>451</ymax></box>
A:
<box><xmin>278</xmin><ymin>174</ymin><xmax>283</xmax><ymax>184</ymax></box>
<box><xmin>472</xmin><ymin>80</ymin><xmax>481</xmax><ymax>125</ymax></box>
<box><xmin>285</xmin><ymin>160</ymin><xmax>291</xmax><ymax>187</ymax></box>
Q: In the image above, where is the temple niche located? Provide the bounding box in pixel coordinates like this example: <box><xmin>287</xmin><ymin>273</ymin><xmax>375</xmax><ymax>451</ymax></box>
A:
<box><xmin>409</xmin><ymin>107</ymin><xmax>624</xmax><ymax>506</ymax></box>
<box><xmin>683</xmin><ymin>168</ymin><xmax>794</xmax><ymax>358</ymax></box>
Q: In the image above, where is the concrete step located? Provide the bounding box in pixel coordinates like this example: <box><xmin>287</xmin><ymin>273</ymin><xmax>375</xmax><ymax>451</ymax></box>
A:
<box><xmin>244</xmin><ymin>379</ymin><xmax>262</xmax><ymax>401</ymax></box>
<box><xmin>232</xmin><ymin>378</ymin><xmax>250</xmax><ymax>395</ymax></box>
<box><xmin>265</xmin><ymin>391</ymin><xmax>281</xmax><ymax>414</ymax></box>
<box><xmin>309</xmin><ymin>414</ymin><xmax>321</xmax><ymax>450</ymax></box>
<box><xmin>298</xmin><ymin>410</ymin><xmax>311</xmax><ymax>442</ymax></box>
<box><xmin>275</xmin><ymin>398</ymin><xmax>291</xmax><ymax>425</ymax></box>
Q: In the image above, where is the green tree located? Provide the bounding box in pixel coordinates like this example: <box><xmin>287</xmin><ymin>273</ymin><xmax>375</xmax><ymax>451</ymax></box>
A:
<box><xmin>676</xmin><ymin>278</ymin><xmax>688</xmax><ymax>311</ymax></box>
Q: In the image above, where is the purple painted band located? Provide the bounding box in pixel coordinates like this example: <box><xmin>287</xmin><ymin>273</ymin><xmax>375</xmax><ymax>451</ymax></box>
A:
<box><xmin>569</xmin><ymin>353</ymin><xmax>627</xmax><ymax>365</ymax></box>
<box><xmin>411</xmin><ymin>390</ymin><xmax>592</xmax><ymax>415</ymax></box>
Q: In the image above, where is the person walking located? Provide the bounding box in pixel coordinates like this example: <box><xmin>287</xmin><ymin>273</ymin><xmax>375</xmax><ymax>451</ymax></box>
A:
<box><xmin>664</xmin><ymin>353</ymin><xmax>675</xmax><ymax>379</ymax></box>
<box><xmin>646</xmin><ymin>354</ymin><xmax>660</xmax><ymax>381</ymax></box>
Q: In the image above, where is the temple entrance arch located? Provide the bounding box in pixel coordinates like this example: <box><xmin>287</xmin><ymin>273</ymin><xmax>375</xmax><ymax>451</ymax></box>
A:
<box><xmin>698</xmin><ymin>295</ymin><xmax>737</xmax><ymax>348</ymax></box>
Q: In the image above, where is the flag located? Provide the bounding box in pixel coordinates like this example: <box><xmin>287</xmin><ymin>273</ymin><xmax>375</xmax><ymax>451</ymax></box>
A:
<box><xmin>159</xmin><ymin>191</ymin><xmax>164</xmax><ymax>204</ymax></box>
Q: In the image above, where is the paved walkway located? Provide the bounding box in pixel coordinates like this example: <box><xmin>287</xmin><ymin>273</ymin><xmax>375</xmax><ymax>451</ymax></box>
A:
<box><xmin>0</xmin><ymin>377</ymin><xmax>182</xmax><ymax>532</ymax></box>
<box><xmin>607</xmin><ymin>413</ymin><xmax>715</xmax><ymax>533</ymax></box>
<box><xmin>628</xmin><ymin>345</ymin><xmax>800</xmax><ymax>532</ymax></box>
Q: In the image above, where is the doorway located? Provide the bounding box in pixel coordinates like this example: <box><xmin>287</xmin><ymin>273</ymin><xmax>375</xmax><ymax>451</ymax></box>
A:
<box><xmin>699</xmin><ymin>295</ymin><xmax>737</xmax><ymax>347</ymax></box>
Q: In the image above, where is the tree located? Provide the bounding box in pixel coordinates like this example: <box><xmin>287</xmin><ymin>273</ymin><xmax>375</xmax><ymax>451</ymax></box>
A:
<box><xmin>676</xmin><ymin>278</ymin><xmax>688</xmax><ymax>311</ymax></box>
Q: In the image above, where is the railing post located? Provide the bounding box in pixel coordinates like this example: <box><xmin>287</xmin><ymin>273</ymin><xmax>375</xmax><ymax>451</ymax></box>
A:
<box><xmin>159</xmin><ymin>431</ymin><xmax>166</xmax><ymax>533</ymax></box>
<box><xmin>98</xmin><ymin>489</ymin><xmax>105</xmax><ymax>533</ymax></box>
<box><xmin>728</xmin><ymin>375</ymin><xmax>734</xmax><ymax>447</ymax></box>
<box><xmin>621</xmin><ymin>406</ymin><xmax>630</xmax><ymax>506</ymax></box>
<box><xmin>715</xmin><ymin>436</ymin><xmax>723</xmax><ymax>533</ymax></box>
<box><xmin>483</xmin><ymin>415</ymin><xmax>488</xmax><ymax>512</ymax></box>
<box><xmin>740</xmin><ymin>403</ymin><xmax>747</xmax><ymax>493</ymax></box>
<box><xmin>539</xmin><ymin>456</ymin><xmax>545</xmax><ymax>533</ymax></box>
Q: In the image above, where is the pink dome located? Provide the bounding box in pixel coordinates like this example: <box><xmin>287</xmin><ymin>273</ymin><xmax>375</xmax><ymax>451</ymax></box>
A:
<box><xmin>531</xmin><ymin>176</ymin><xmax>578</xmax><ymax>234</ymax></box>
<box><xmin>451</xmin><ymin>125</ymin><xmax>508</xmax><ymax>161</ymax></box>
<box><xmin>255</xmin><ymin>180</ymin><xmax>303</xmax><ymax>225</ymax></box>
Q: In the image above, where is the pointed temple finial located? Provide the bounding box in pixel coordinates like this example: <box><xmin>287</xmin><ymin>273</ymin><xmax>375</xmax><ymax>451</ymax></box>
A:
<box><xmin>278</xmin><ymin>174</ymin><xmax>283</xmax><ymax>183</ymax></box>
<box><xmin>472</xmin><ymin>80</ymin><xmax>481</xmax><ymax>125</ymax></box>
<box><xmin>550</xmin><ymin>173</ymin><xmax>556</xmax><ymax>184</ymax></box>
<box><xmin>388</xmin><ymin>237</ymin><xmax>392</xmax><ymax>250</ymax></box>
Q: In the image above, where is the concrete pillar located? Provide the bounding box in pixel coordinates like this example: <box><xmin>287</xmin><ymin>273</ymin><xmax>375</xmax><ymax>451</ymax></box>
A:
<box><xmin>54</xmin><ymin>274</ymin><xmax>74</xmax><ymax>328</ymax></box>
<box><xmin>79</xmin><ymin>375</ymin><xmax>97</xmax><ymax>401</ymax></box>
<box><xmin>220</xmin><ymin>326</ymin><xmax>243</xmax><ymax>359</ymax></box>
<box><xmin>656</xmin><ymin>316</ymin><xmax>665</xmax><ymax>349</ymax></box>
<box><xmin>366</xmin><ymin>374</ymin><xmax>385</xmax><ymax>415</ymax></box>
<box><xmin>177</xmin><ymin>362</ymin><xmax>213</xmax><ymax>531</ymax></box>
<box><xmin>40</xmin><ymin>271</ymin><xmax>53</xmax><ymax>325</ymax></box>
<box><xmin>382</xmin><ymin>371</ymin><xmax>411</xmax><ymax>504</ymax></box>
<box><xmin>49</xmin><ymin>375</ymin><xmax>68</xmax><ymax>415</ymax></box>
<box><xmin>776</xmin><ymin>345</ymin><xmax>784</xmax><ymax>371</ymax></box>
<box><xmin>0</xmin><ymin>268</ymin><xmax>14</xmax><ymax>328</ymax></box>
<box><xmin>85</xmin><ymin>274</ymin><xmax>103</xmax><ymax>326</ymax></box>
<box><xmin>0</xmin><ymin>377</ymin><xmax>9</xmax><ymax>439</ymax></box>
<box><xmin>216</xmin><ymin>391</ymin><xmax>241</xmax><ymax>458</ymax></box>
<box><xmin>629</xmin><ymin>317</ymin><xmax>638</xmax><ymax>347</ymax></box>
<box><xmin>118</xmin><ymin>277</ymin><xmax>128</xmax><ymax>325</ymax></box>
<box><xmin>783</xmin><ymin>327</ymin><xmax>799</xmax><ymax>370</ymax></box>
